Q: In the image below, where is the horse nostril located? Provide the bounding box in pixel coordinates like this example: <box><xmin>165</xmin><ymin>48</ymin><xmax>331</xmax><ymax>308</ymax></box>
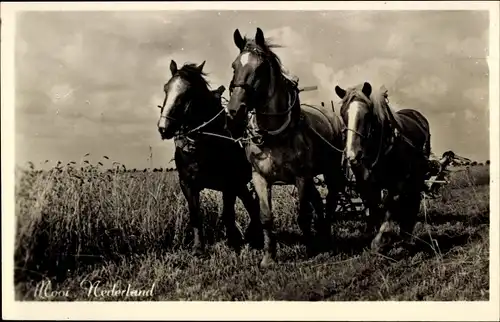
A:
<box><xmin>229</xmin><ymin>109</ymin><xmax>237</xmax><ymax>117</ymax></box>
<box><xmin>347</xmin><ymin>151</ymin><xmax>362</xmax><ymax>166</ymax></box>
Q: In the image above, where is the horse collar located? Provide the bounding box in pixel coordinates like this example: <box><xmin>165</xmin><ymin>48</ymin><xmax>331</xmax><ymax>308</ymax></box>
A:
<box><xmin>249</xmin><ymin>87</ymin><xmax>297</xmax><ymax>136</ymax></box>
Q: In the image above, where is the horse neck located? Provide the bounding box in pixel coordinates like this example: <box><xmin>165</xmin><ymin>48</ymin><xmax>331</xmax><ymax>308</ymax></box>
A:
<box><xmin>364</xmin><ymin>107</ymin><xmax>391</xmax><ymax>169</ymax></box>
<box><xmin>255</xmin><ymin>64</ymin><xmax>294</xmax><ymax>131</ymax></box>
<box><xmin>377</xmin><ymin>101</ymin><xmax>399</xmax><ymax>133</ymax></box>
<box><xmin>189</xmin><ymin>88</ymin><xmax>224</xmax><ymax>133</ymax></box>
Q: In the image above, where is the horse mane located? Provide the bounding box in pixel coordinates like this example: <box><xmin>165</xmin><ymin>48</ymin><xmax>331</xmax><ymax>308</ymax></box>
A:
<box><xmin>177</xmin><ymin>63</ymin><xmax>212</xmax><ymax>93</ymax></box>
<box><xmin>339</xmin><ymin>83</ymin><xmax>394</xmax><ymax>127</ymax></box>
<box><xmin>242</xmin><ymin>35</ymin><xmax>291</xmax><ymax>83</ymax></box>
<box><xmin>371</xmin><ymin>86</ymin><xmax>394</xmax><ymax>127</ymax></box>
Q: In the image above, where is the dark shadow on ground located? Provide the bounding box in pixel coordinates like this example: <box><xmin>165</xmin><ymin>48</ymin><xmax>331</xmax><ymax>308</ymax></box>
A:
<box><xmin>275</xmin><ymin>217</ymin><xmax>488</xmax><ymax>264</ymax></box>
<box><xmin>275</xmin><ymin>229</ymin><xmax>372</xmax><ymax>259</ymax></box>
<box><xmin>421</xmin><ymin>210</ymin><xmax>489</xmax><ymax>226</ymax></box>
<box><xmin>333</xmin><ymin>210</ymin><xmax>489</xmax><ymax>226</ymax></box>
<box><xmin>276</xmin><ymin>230</ymin><xmax>303</xmax><ymax>247</ymax></box>
<box><xmin>382</xmin><ymin>227</ymin><xmax>487</xmax><ymax>261</ymax></box>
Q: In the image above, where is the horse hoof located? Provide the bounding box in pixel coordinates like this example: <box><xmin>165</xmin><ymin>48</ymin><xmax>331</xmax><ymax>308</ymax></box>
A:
<box><xmin>401</xmin><ymin>236</ymin><xmax>415</xmax><ymax>248</ymax></box>
<box><xmin>245</xmin><ymin>225</ymin><xmax>264</xmax><ymax>250</ymax></box>
<box><xmin>228</xmin><ymin>238</ymin><xmax>244</xmax><ymax>253</ymax></box>
<box><xmin>370</xmin><ymin>238</ymin><xmax>382</xmax><ymax>252</ymax></box>
<box><xmin>371</xmin><ymin>233</ymin><xmax>391</xmax><ymax>252</ymax></box>
<box><xmin>227</xmin><ymin>227</ymin><xmax>244</xmax><ymax>250</ymax></box>
<box><xmin>192</xmin><ymin>246</ymin><xmax>204</xmax><ymax>257</ymax></box>
<box><xmin>259</xmin><ymin>255</ymin><xmax>276</xmax><ymax>269</ymax></box>
<box><xmin>305</xmin><ymin>243</ymin><xmax>320</xmax><ymax>258</ymax></box>
<box><xmin>247</xmin><ymin>237</ymin><xmax>264</xmax><ymax>250</ymax></box>
<box><xmin>365</xmin><ymin>225</ymin><xmax>377</xmax><ymax>236</ymax></box>
<box><xmin>320</xmin><ymin>229</ymin><xmax>333</xmax><ymax>245</ymax></box>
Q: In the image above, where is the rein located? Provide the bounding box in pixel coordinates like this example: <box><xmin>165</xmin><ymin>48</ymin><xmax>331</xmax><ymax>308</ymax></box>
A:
<box><xmin>158</xmin><ymin>96</ymin><xmax>245</xmax><ymax>147</ymax></box>
<box><xmin>299</xmin><ymin>103</ymin><xmax>345</xmax><ymax>154</ymax></box>
<box><xmin>230</xmin><ymin>75</ymin><xmax>297</xmax><ymax>114</ymax></box>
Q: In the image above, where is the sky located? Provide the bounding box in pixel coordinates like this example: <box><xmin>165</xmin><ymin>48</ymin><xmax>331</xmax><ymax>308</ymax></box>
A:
<box><xmin>15</xmin><ymin>10</ymin><xmax>490</xmax><ymax>169</ymax></box>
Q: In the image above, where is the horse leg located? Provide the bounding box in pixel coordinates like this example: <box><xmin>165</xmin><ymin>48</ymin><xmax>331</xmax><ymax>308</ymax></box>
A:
<box><xmin>252</xmin><ymin>171</ymin><xmax>276</xmax><ymax>268</ymax></box>
<box><xmin>180</xmin><ymin>181</ymin><xmax>203</xmax><ymax>256</ymax></box>
<box><xmin>310</xmin><ymin>182</ymin><xmax>331</xmax><ymax>251</ymax></box>
<box><xmin>398</xmin><ymin>191</ymin><xmax>421</xmax><ymax>245</ymax></box>
<box><xmin>357</xmin><ymin>181</ymin><xmax>382</xmax><ymax>237</ymax></box>
<box><xmin>399</xmin><ymin>158</ymin><xmax>426</xmax><ymax>244</ymax></box>
<box><xmin>222</xmin><ymin>191</ymin><xmax>244</xmax><ymax>252</ymax></box>
<box><xmin>371</xmin><ymin>192</ymin><xmax>398</xmax><ymax>252</ymax></box>
<box><xmin>295</xmin><ymin>177</ymin><xmax>316</xmax><ymax>256</ymax></box>
<box><xmin>323</xmin><ymin>165</ymin><xmax>344</xmax><ymax>230</ymax></box>
<box><xmin>237</xmin><ymin>185</ymin><xmax>264</xmax><ymax>249</ymax></box>
<box><xmin>350</xmin><ymin>167</ymin><xmax>381</xmax><ymax>237</ymax></box>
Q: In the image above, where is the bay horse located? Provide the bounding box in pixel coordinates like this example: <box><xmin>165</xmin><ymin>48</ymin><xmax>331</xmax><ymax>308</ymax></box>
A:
<box><xmin>225</xmin><ymin>28</ymin><xmax>346</xmax><ymax>268</ymax></box>
<box><xmin>334</xmin><ymin>82</ymin><xmax>431</xmax><ymax>251</ymax></box>
<box><xmin>157</xmin><ymin>60</ymin><xmax>263</xmax><ymax>256</ymax></box>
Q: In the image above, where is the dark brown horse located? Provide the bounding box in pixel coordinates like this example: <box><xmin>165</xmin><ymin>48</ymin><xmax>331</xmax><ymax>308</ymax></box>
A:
<box><xmin>334</xmin><ymin>82</ymin><xmax>431</xmax><ymax>251</ymax></box>
<box><xmin>225</xmin><ymin>28</ymin><xmax>346</xmax><ymax>268</ymax></box>
<box><xmin>157</xmin><ymin>60</ymin><xmax>263</xmax><ymax>255</ymax></box>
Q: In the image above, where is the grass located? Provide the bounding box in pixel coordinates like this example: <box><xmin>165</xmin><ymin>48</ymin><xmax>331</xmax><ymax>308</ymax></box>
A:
<box><xmin>13</xmin><ymin>159</ymin><xmax>490</xmax><ymax>301</ymax></box>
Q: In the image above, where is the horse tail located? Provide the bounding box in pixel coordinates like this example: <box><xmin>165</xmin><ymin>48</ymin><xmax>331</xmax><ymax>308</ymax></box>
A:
<box><xmin>420</xmin><ymin>114</ymin><xmax>431</xmax><ymax>160</ymax></box>
<box><xmin>424</xmin><ymin>133</ymin><xmax>431</xmax><ymax>160</ymax></box>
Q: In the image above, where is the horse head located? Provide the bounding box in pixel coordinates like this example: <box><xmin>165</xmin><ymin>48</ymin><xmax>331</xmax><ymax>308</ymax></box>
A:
<box><xmin>226</xmin><ymin>28</ymin><xmax>271</xmax><ymax>122</ymax></box>
<box><xmin>157</xmin><ymin>60</ymin><xmax>212</xmax><ymax>140</ymax></box>
<box><xmin>336</xmin><ymin>82</ymin><xmax>382</xmax><ymax>167</ymax></box>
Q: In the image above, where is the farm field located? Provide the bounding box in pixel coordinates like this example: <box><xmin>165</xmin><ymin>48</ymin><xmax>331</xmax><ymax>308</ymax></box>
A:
<box><xmin>14</xmin><ymin>161</ymin><xmax>490</xmax><ymax>301</ymax></box>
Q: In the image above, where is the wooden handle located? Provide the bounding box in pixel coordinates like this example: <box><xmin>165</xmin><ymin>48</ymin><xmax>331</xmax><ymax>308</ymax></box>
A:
<box><xmin>299</xmin><ymin>86</ymin><xmax>318</xmax><ymax>92</ymax></box>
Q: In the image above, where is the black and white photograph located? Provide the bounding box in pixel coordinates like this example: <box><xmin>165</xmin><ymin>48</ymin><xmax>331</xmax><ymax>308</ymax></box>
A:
<box><xmin>2</xmin><ymin>1</ymin><xmax>499</xmax><ymax>320</ymax></box>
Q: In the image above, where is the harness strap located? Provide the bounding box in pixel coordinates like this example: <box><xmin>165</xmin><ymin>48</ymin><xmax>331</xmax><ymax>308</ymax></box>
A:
<box><xmin>307</xmin><ymin>125</ymin><xmax>345</xmax><ymax>153</ymax></box>
<box><xmin>184</xmin><ymin>108</ymin><xmax>226</xmax><ymax>135</ymax></box>
<box><xmin>249</xmin><ymin>88</ymin><xmax>297</xmax><ymax>136</ymax></box>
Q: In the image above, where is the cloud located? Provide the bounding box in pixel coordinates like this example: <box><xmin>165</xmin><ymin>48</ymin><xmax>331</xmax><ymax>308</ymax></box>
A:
<box><xmin>329</xmin><ymin>11</ymin><xmax>379</xmax><ymax>32</ymax></box>
<box><xmin>311</xmin><ymin>58</ymin><xmax>404</xmax><ymax>107</ymax></box>
<box><xmin>400</xmin><ymin>75</ymin><xmax>449</xmax><ymax>105</ymax></box>
<box><xmin>446</xmin><ymin>34</ymin><xmax>490</xmax><ymax>58</ymax></box>
<box><xmin>14</xmin><ymin>10</ymin><xmax>491</xmax><ymax>167</ymax></box>
<box><xmin>266</xmin><ymin>26</ymin><xmax>310</xmax><ymax>59</ymax></box>
<box><xmin>463</xmin><ymin>87</ymin><xmax>489</xmax><ymax>107</ymax></box>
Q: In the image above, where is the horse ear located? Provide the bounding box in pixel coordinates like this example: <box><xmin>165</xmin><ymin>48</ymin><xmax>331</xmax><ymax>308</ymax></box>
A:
<box><xmin>233</xmin><ymin>29</ymin><xmax>245</xmax><ymax>51</ymax></box>
<box><xmin>216</xmin><ymin>85</ymin><xmax>226</xmax><ymax>95</ymax></box>
<box><xmin>197</xmin><ymin>60</ymin><xmax>206</xmax><ymax>72</ymax></box>
<box><xmin>362</xmin><ymin>82</ymin><xmax>372</xmax><ymax>98</ymax></box>
<box><xmin>335</xmin><ymin>85</ymin><xmax>346</xmax><ymax>99</ymax></box>
<box><xmin>170</xmin><ymin>60</ymin><xmax>178</xmax><ymax>76</ymax></box>
<box><xmin>255</xmin><ymin>27</ymin><xmax>265</xmax><ymax>46</ymax></box>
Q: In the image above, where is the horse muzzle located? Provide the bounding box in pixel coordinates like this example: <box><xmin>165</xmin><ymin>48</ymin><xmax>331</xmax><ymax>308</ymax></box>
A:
<box><xmin>158</xmin><ymin>123</ymin><xmax>175</xmax><ymax>140</ymax></box>
<box><xmin>227</xmin><ymin>103</ymin><xmax>246</xmax><ymax>120</ymax></box>
<box><xmin>346</xmin><ymin>150</ymin><xmax>363</xmax><ymax>166</ymax></box>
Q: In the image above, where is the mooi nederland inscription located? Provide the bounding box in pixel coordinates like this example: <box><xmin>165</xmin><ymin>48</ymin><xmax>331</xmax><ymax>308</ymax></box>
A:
<box><xmin>32</xmin><ymin>278</ymin><xmax>156</xmax><ymax>300</ymax></box>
